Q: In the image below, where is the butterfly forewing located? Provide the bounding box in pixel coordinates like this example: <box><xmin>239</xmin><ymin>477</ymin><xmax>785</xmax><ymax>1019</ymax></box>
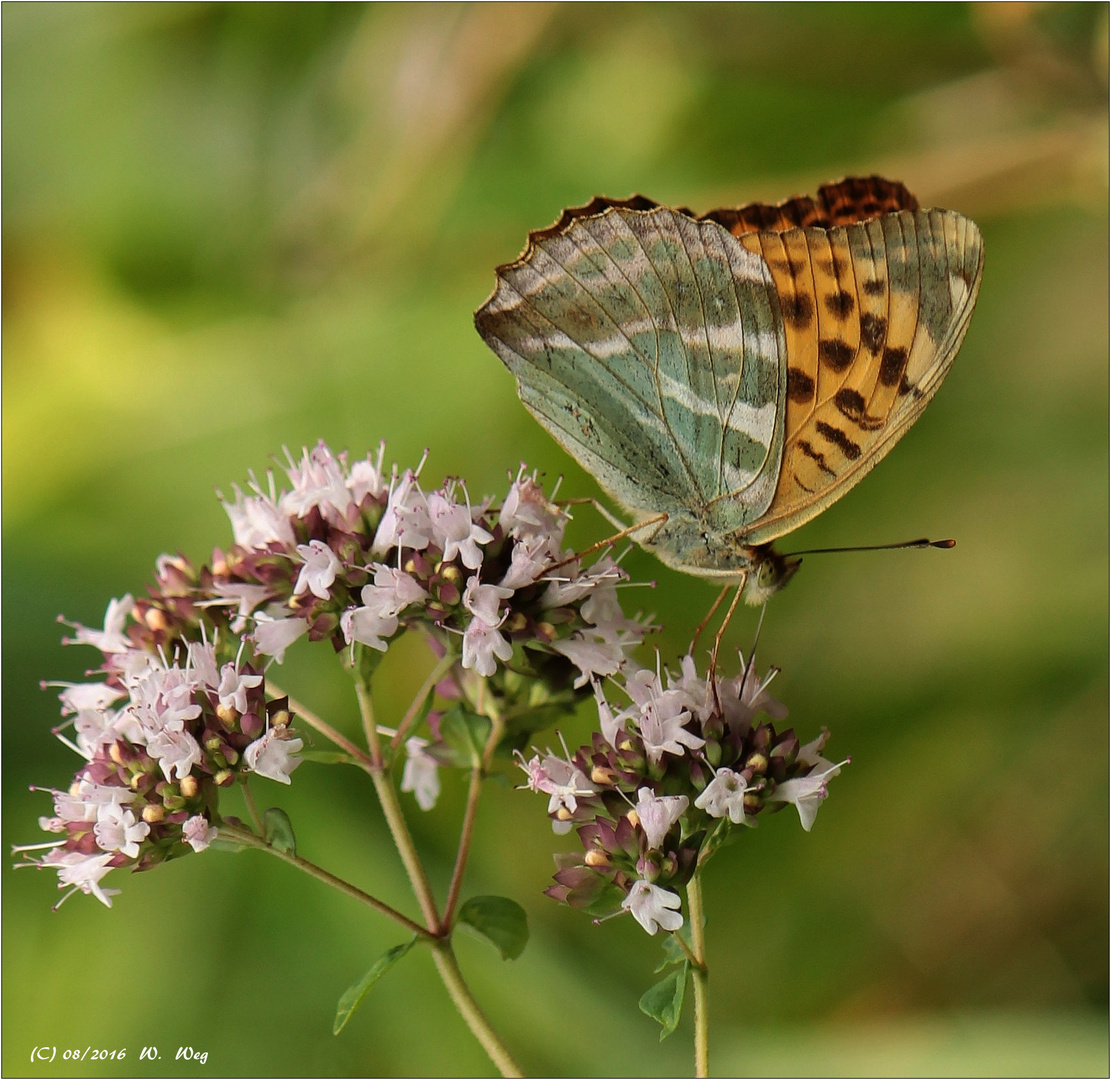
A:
<box><xmin>476</xmin><ymin>206</ymin><xmax>787</xmax><ymax>529</ymax></box>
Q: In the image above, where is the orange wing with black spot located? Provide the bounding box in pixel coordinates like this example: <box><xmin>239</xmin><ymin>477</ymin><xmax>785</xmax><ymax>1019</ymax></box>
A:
<box><xmin>707</xmin><ymin>178</ymin><xmax>983</xmax><ymax>545</ymax></box>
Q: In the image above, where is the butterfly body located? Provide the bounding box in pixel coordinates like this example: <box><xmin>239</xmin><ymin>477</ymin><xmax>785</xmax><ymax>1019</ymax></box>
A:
<box><xmin>476</xmin><ymin>178</ymin><xmax>983</xmax><ymax>601</ymax></box>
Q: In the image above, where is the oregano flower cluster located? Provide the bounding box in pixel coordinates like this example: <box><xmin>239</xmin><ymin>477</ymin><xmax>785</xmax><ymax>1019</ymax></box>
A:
<box><xmin>18</xmin><ymin>441</ymin><xmax>655</xmax><ymax>907</ymax></box>
<box><xmin>521</xmin><ymin>653</ymin><xmax>847</xmax><ymax>934</ymax></box>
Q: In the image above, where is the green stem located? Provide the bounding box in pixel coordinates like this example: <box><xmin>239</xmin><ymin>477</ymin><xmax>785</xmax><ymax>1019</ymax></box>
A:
<box><xmin>443</xmin><ymin>704</ymin><xmax>505</xmax><ymax>927</ymax></box>
<box><xmin>355</xmin><ymin>676</ymin><xmax>442</xmax><ymax>932</ymax></box>
<box><xmin>687</xmin><ymin>872</ymin><xmax>709</xmax><ymax>1078</ymax></box>
<box><xmin>241</xmin><ymin>778</ymin><xmax>264</xmax><ymax>833</ymax></box>
<box><xmin>390</xmin><ymin>649</ymin><xmax>457</xmax><ymax>750</ymax></box>
<box><xmin>430</xmin><ymin>940</ymin><xmax>523</xmax><ymax>1078</ymax></box>
<box><xmin>268</xmin><ymin>681</ymin><xmax>374</xmax><ymax>772</ymax></box>
<box><xmin>217</xmin><ymin>822</ymin><xmax>432</xmax><ymax>940</ymax></box>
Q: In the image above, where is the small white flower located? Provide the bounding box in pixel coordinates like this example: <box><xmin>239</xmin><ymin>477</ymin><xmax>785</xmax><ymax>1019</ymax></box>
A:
<box><xmin>499</xmin><ymin>534</ymin><xmax>553</xmax><ymax>590</ymax></box>
<box><xmin>551</xmin><ymin>633</ymin><xmax>625</xmax><ymax>687</ymax></box>
<box><xmin>69</xmin><ymin>595</ymin><xmax>134</xmax><ymax>653</ymax></box>
<box><xmin>622</xmin><ymin>879</ymin><xmax>684</xmax><ymax>935</ymax></box>
<box><xmin>186</xmin><ymin>641</ymin><xmax>221</xmax><ymax>691</ymax></box>
<box><xmin>400</xmin><ymin>737</ymin><xmax>441</xmax><ymax>811</ymax></box>
<box><xmin>462</xmin><ymin>576</ymin><xmax>513</xmax><ymax>626</ymax></box>
<box><xmin>593</xmin><ymin>683</ymin><xmax>626</xmax><ymax>748</ymax></box>
<box><xmin>146</xmin><ymin>726</ymin><xmax>203</xmax><ymax>782</ymax></box>
<box><xmin>461</xmin><ymin>618</ymin><xmax>513</xmax><ymax>678</ymax></box>
<box><xmin>499</xmin><ymin>469</ymin><xmax>566</xmax><ymax>553</ymax></box>
<box><xmin>216</xmin><ymin>662</ymin><xmax>264</xmax><ymax>715</ymax></box>
<box><xmin>694</xmin><ymin>768</ymin><xmax>752</xmax><ymax>825</ymax></box>
<box><xmin>244</xmin><ymin>726</ymin><xmax>304</xmax><ymax>785</ymax></box>
<box><xmin>341</xmin><ymin>606</ymin><xmax>398</xmax><ymax>652</ymax></box>
<box><xmin>93</xmin><ymin>798</ymin><xmax>150</xmax><ymax>859</ymax></box>
<box><xmin>347</xmin><ymin>443</ymin><xmax>388</xmax><ymax>503</ymax></box>
<box><xmin>620</xmin><ymin>667</ymin><xmax>705</xmax><ymax>764</ymax></box>
<box><xmin>768</xmin><ymin>751</ymin><xmax>847</xmax><ymax>832</ymax></box>
<box><xmin>293</xmin><ymin>540</ymin><xmax>342</xmax><ymax>600</ymax></box>
<box><xmin>367</xmin><ymin>565</ymin><xmax>428</xmax><ymax>613</ymax></box>
<box><xmin>208</xmin><ymin>582</ymin><xmax>272</xmax><ymax>633</ymax></box>
<box><xmin>45</xmin><ymin>849</ymin><xmax>119</xmax><ymax>908</ymax></box>
<box><xmin>252</xmin><ymin>613</ymin><xmax>309</xmax><ymax>663</ymax></box>
<box><xmin>517</xmin><ymin>748</ymin><xmax>599</xmax><ymax>834</ymax></box>
<box><xmin>428</xmin><ymin>491</ymin><xmax>493</xmax><ymax>570</ymax></box>
<box><xmin>183</xmin><ymin>815</ymin><xmax>218</xmax><ymax>853</ymax></box>
<box><xmin>221</xmin><ymin>482</ymin><xmax>295</xmax><ymax>549</ymax></box>
<box><xmin>372</xmin><ymin>470</ymin><xmax>432</xmax><ymax>555</ymax></box>
<box><xmin>541</xmin><ymin>557</ymin><xmax>624</xmax><ymax>607</ymax></box>
<box><xmin>282</xmin><ymin>442</ymin><xmax>355</xmax><ymax>526</ymax></box>
<box><xmin>54</xmin><ymin>682</ymin><xmax>125</xmax><ymax>716</ymax></box>
<box><xmin>634</xmin><ymin>787</ymin><xmax>689</xmax><ymax>850</ymax></box>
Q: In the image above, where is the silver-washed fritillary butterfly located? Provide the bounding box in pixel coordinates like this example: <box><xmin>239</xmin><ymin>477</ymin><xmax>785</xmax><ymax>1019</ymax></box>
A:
<box><xmin>475</xmin><ymin>177</ymin><xmax>983</xmax><ymax>603</ymax></box>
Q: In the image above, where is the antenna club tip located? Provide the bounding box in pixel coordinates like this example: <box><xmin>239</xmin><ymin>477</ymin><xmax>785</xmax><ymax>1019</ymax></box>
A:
<box><xmin>936</xmin><ymin>538</ymin><xmax>956</xmax><ymax>549</ymax></box>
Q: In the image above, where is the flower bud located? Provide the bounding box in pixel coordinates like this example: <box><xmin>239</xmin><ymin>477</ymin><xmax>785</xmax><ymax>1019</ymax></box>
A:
<box><xmin>584</xmin><ymin>849</ymin><xmax>611</xmax><ymax>868</ymax></box>
<box><xmin>746</xmin><ymin>751</ymin><xmax>768</xmax><ymax>775</ymax></box>
<box><xmin>213</xmin><ymin>769</ymin><xmax>235</xmax><ymax>787</ymax></box>
<box><xmin>179</xmin><ymin>775</ymin><xmax>199</xmax><ymax>798</ymax></box>
<box><xmin>142</xmin><ymin>804</ymin><xmax>165</xmax><ymax>824</ymax></box>
<box><xmin>439</xmin><ymin>564</ymin><xmax>464</xmax><ymax>589</ymax></box>
<box><xmin>216</xmin><ymin>704</ymin><xmax>238</xmax><ymax>726</ymax></box>
<box><xmin>144</xmin><ymin>607</ymin><xmax>168</xmax><ymax>633</ymax></box>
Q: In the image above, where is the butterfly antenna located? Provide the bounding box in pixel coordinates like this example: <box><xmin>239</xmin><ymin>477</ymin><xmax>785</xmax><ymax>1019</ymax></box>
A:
<box><xmin>784</xmin><ymin>537</ymin><xmax>955</xmax><ymax>556</ymax></box>
<box><xmin>742</xmin><ymin>601</ymin><xmax>768</xmax><ymax>691</ymax></box>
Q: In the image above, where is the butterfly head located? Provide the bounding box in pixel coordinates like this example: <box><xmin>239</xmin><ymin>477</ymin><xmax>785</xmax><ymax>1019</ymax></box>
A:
<box><xmin>741</xmin><ymin>545</ymin><xmax>802</xmax><ymax>606</ymax></box>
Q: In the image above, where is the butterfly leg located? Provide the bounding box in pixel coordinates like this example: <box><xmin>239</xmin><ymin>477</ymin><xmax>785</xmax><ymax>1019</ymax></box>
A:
<box><xmin>545</xmin><ymin>510</ymin><xmax>669</xmax><ymax>574</ymax></box>
<box><xmin>691</xmin><ymin>584</ymin><xmax>732</xmax><ymax>655</ymax></box>
<box><xmin>709</xmin><ymin>579</ymin><xmax>747</xmax><ymax>706</ymax></box>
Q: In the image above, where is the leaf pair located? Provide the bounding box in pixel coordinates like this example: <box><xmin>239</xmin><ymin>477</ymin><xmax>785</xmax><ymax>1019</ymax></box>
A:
<box><xmin>333</xmin><ymin>896</ymin><xmax>528</xmax><ymax>1035</ymax></box>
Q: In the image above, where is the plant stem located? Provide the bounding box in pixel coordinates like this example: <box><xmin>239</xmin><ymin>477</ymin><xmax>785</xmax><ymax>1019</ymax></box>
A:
<box><xmin>390</xmin><ymin>649</ymin><xmax>457</xmax><ymax>750</ymax></box>
<box><xmin>217</xmin><ymin>822</ymin><xmax>432</xmax><ymax>939</ymax></box>
<box><xmin>430</xmin><ymin>940</ymin><xmax>523</xmax><ymax>1078</ymax></box>
<box><xmin>268</xmin><ymin>680</ymin><xmax>374</xmax><ymax>772</ymax></box>
<box><xmin>687</xmin><ymin>872</ymin><xmax>709</xmax><ymax>1078</ymax></box>
<box><xmin>355</xmin><ymin>676</ymin><xmax>442</xmax><ymax>932</ymax></box>
<box><xmin>241</xmin><ymin>778</ymin><xmax>264</xmax><ymax>833</ymax></box>
<box><xmin>443</xmin><ymin>704</ymin><xmax>505</xmax><ymax>927</ymax></box>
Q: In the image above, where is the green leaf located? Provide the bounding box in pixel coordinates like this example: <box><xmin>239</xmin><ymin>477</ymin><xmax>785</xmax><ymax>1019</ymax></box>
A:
<box><xmin>655</xmin><ymin>925</ymin><xmax>693</xmax><ymax>971</ymax></box>
<box><xmin>438</xmin><ymin>705</ymin><xmax>492</xmax><ymax>768</ymax></box>
<box><xmin>333</xmin><ymin>938</ymin><xmax>418</xmax><ymax>1034</ymax></box>
<box><xmin>209</xmin><ymin>835</ymin><xmax>247</xmax><ymax>854</ymax></box>
<box><xmin>299</xmin><ymin>750</ymin><xmax>361</xmax><ymax>766</ymax></box>
<box><xmin>639</xmin><ymin>963</ymin><xmax>688</xmax><ymax>1040</ymax></box>
<box><xmin>457</xmin><ymin>895</ymin><xmax>529</xmax><ymax>960</ymax></box>
<box><xmin>262</xmin><ymin>807</ymin><xmax>296</xmax><ymax>855</ymax></box>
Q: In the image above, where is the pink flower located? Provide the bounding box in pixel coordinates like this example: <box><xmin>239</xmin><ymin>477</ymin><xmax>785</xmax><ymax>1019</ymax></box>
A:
<box><xmin>183</xmin><ymin>815</ymin><xmax>218</xmax><ymax>853</ymax></box>
<box><xmin>622</xmin><ymin>879</ymin><xmax>683</xmax><ymax>935</ymax></box>
<box><xmin>461</xmin><ymin>618</ymin><xmax>512</xmax><ymax>678</ymax></box>
<box><xmin>428</xmin><ymin>490</ymin><xmax>493</xmax><ymax>570</ymax></box>
<box><xmin>244</xmin><ymin>727</ymin><xmax>304</xmax><ymax>785</ymax></box>
<box><xmin>634</xmin><ymin>787</ymin><xmax>688</xmax><ymax>850</ymax></box>
<box><xmin>293</xmin><ymin>540</ymin><xmax>342</xmax><ymax>600</ymax></box>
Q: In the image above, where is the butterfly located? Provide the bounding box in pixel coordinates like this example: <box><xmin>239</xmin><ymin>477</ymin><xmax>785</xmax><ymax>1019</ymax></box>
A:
<box><xmin>474</xmin><ymin>177</ymin><xmax>983</xmax><ymax>604</ymax></box>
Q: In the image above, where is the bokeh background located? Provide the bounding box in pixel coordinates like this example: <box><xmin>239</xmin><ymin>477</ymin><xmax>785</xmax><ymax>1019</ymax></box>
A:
<box><xmin>4</xmin><ymin>3</ymin><xmax>1107</xmax><ymax>1076</ymax></box>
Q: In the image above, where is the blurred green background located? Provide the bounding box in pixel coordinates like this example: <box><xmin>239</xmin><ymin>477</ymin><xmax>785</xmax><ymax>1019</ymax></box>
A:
<box><xmin>4</xmin><ymin>3</ymin><xmax>1107</xmax><ymax>1076</ymax></box>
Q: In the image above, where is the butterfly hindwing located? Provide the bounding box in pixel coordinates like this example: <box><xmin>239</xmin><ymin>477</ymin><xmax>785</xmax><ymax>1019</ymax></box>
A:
<box><xmin>476</xmin><ymin>205</ymin><xmax>788</xmax><ymax>530</ymax></box>
<box><xmin>737</xmin><ymin>207</ymin><xmax>983</xmax><ymax>545</ymax></box>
